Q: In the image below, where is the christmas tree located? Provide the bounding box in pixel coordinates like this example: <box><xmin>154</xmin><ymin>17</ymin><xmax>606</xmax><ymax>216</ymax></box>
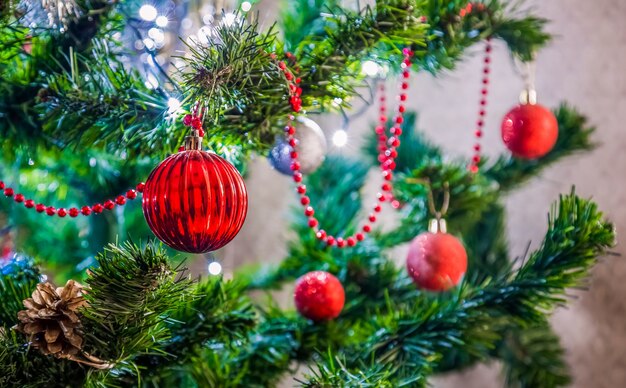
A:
<box><xmin>0</xmin><ymin>0</ymin><xmax>616</xmax><ymax>387</ymax></box>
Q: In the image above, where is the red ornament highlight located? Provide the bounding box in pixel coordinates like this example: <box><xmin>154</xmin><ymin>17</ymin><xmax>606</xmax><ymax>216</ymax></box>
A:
<box><xmin>142</xmin><ymin>144</ymin><xmax>248</xmax><ymax>253</ymax></box>
<box><xmin>406</xmin><ymin>226</ymin><xmax>468</xmax><ymax>291</ymax></box>
<box><xmin>501</xmin><ymin>103</ymin><xmax>558</xmax><ymax>159</ymax></box>
<box><xmin>294</xmin><ymin>271</ymin><xmax>345</xmax><ymax>321</ymax></box>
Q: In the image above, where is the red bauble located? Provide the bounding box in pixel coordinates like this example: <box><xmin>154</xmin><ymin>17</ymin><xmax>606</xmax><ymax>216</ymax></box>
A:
<box><xmin>294</xmin><ymin>271</ymin><xmax>345</xmax><ymax>321</ymax></box>
<box><xmin>142</xmin><ymin>150</ymin><xmax>248</xmax><ymax>253</ymax></box>
<box><xmin>406</xmin><ymin>232</ymin><xmax>468</xmax><ymax>291</ymax></box>
<box><xmin>501</xmin><ymin>103</ymin><xmax>558</xmax><ymax>159</ymax></box>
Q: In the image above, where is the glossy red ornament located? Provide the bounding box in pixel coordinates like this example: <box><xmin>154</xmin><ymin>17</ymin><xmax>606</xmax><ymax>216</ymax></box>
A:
<box><xmin>406</xmin><ymin>228</ymin><xmax>468</xmax><ymax>292</ymax></box>
<box><xmin>142</xmin><ymin>139</ymin><xmax>248</xmax><ymax>253</ymax></box>
<box><xmin>501</xmin><ymin>103</ymin><xmax>558</xmax><ymax>159</ymax></box>
<box><xmin>294</xmin><ymin>271</ymin><xmax>345</xmax><ymax>321</ymax></box>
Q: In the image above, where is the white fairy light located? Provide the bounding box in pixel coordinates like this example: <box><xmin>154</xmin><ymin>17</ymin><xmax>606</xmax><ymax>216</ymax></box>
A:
<box><xmin>208</xmin><ymin>261</ymin><xmax>222</xmax><ymax>275</ymax></box>
<box><xmin>139</xmin><ymin>4</ymin><xmax>158</xmax><ymax>21</ymax></box>
<box><xmin>222</xmin><ymin>13</ymin><xmax>238</xmax><ymax>27</ymax></box>
<box><xmin>155</xmin><ymin>15</ymin><xmax>169</xmax><ymax>27</ymax></box>
<box><xmin>148</xmin><ymin>28</ymin><xmax>165</xmax><ymax>44</ymax></box>
<box><xmin>361</xmin><ymin>60</ymin><xmax>381</xmax><ymax>77</ymax></box>
<box><xmin>332</xmin><ymin>129</ymin><xmax>348</xmax><ymax>148</ymax></box>
<box><xmin>143</xmin><ymin>38</ymin><xmax>155</xmax><ymax>50</ymax></box>
<box><xmin>241</xmin><ymin>1</ymin><xmax>252</xmax><ymax>12</ymax></box>
<box><xmin>167</xmin><ymin>97</ymin><xmax>181</xmax><ymax>114</ymax></box>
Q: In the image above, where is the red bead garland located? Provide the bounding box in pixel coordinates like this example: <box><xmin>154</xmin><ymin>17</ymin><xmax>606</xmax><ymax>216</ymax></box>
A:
<box><xmin>278</xmin><ymin>48</ymin><xmax>414</xmax><ymax>248</ymax></box>
<box><xmin>0</xmin><ymin>181</ymin><xmax>145</xmax><ymax>218</ymax></box>
<box><xmin>469</xmin><ymin>39</ymin><xmax>492</xmax><ymax>174</ymax></box>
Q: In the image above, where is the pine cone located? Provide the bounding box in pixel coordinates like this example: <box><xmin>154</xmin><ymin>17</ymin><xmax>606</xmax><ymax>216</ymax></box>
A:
<box><xmin>16</xmin><ymin>280</ymin><xmax>87</xmax><ymax>359</ymax></box>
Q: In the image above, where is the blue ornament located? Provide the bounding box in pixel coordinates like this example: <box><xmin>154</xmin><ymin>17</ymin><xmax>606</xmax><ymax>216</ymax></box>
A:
<box><xmin>268</xmin><ymin>117</ymin><xmax>327</xmax><ymax>175</ymax></box>
<box><xmin>1</xmin><ymin>254</ymin><xmax>38</xmax><ymax>279</ymax></box>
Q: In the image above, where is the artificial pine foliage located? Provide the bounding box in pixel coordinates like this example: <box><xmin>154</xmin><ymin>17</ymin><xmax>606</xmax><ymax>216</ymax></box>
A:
<box><xmin>0</xmin><ymin>0</ymin><xmax>617</xmax><ymax>387</ymax></box>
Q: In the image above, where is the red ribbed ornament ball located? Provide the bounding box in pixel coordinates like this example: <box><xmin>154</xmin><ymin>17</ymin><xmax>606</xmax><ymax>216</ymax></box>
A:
<box><xmin>406</xmin><ymin>232</ymin><xmax>467</xmax><ymax>291</ymax></box>
<box><xmin>294</xmin><ymin>271</ymin><xmax>345</xmax><ymax>321</ymax></box>
<box><xmin>142</xmin><ymin>149</ymin><xmax>248</xmax><ymax>253</ymax></box>
<box><xmin>501</xmin><ymin>103</ymin><xmax>558</xmax><ymax>159</ymax></box>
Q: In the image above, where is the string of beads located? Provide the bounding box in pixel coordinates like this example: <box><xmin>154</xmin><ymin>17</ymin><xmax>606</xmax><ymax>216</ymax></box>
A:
<box><xmin>276</xmin><ymin>48</ymin><xmax>414</xmax><ymax>248</ymax></box>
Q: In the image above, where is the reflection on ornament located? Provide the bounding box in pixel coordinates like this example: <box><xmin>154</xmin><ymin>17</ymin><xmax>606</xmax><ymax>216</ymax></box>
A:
<box><xmin>268</xmin><ymin>117</ymin><xmax>327</xmax><ymax>175</ymax></box>
<box><xmin>406</xmin><ymin>218</ymin><xmax>467</xmax><ymax>291</ymax></box>
<box><xmin>142</xmin><ymin>131</ymin><xmax>248</xmax><ymax>253</ymax></box>
<box><xmin>501</xmin><ymin>103</ymin><xmax>558</xmax><ymax>159</ymax></box>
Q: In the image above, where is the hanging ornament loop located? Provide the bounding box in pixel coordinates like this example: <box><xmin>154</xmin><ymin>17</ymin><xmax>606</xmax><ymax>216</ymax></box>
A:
<box><xmin>184</xmin><ymin>129</ymin><xmax>203</xmax><ymax>151</ymax></box>
<box><xmin>518</xmin><ymin>59</ymin><xmax>537</xmax><ymax>105</ymax></box>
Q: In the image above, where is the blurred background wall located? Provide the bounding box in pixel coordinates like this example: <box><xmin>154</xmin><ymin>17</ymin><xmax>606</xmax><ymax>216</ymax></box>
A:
<box><xmin>209</xmin><ymin>0</ymin><xmax>626</xmax><ymax>386</ymax></box>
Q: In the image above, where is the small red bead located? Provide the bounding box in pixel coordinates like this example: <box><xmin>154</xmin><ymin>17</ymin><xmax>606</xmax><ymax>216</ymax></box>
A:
<box><xmin>382</xmin><ymin>171</ymin><xmax>393</xmax><ymax>181</ymax></box>
<box><xmin>24</xmin><ymin>199</ymin><xmax>35</xmax><ymax>208</ymax></box>
<box><xmin>363</xmin><ymin>225</ymin><xmax>371</xmax><ymax>233</ymax></box>
<box><xmin>57</xmin><ymin>208</ymin><xmax>67</xmax><ymax>217</ymax></box>
<box><xmin>289</xmin><ymin>138</ymin><xmax>298</xmax><ymax>147</ymax></box>
<box><xmin>395</xmin><ymin>116</ymin><xmax>403</xmax><ymax>124</ymax></box>
<box><xmin>304</xmin><ymin>206</ymin><xmax>314</xmax><ymax>217</ymax></box>
<box><xmin>14</xmin><ymin>193</ymin><xmax>24</xmax><ymax>203</ymax></box>
<box><xmin>483</xmin><ymin>68</ymin><xmax>490</xmax><ymax>74</ymax></box>
<box><xmin>388</xmin><ymin>137</ymin><xmax>400</xmax><ymax>147</ymax></box>
<box><xmin>104</xmin><ymin>200</ymin><xmax>115</xmax><ymax>210</ymax></box>
<box><xmin>300</xmin><ymin>196</ymin><xmax>310</xmax><ymax>206</ymax></box>
<box><xmin>398</xmin><ymin>105</ymin><xmax>405</xmax><ymax>113</ymax></box>
<box><xmin>375</xmin><ymin>126</ymin><xmax>385</xmax><ymax>135</ymax></box>
<box><xmin>126</xmin><ymin>189</ymin><xmax>137</xmax><ymax>200</ymax></box>
<box><xmin>374</xmin><ymin>204</ymin><xmax>382</xmax><ymax>213</ymax></box>
<box><xmin>482</xmin><ymin>78</ymin><xmax>489</xmax><ymax>85</ymax></box>
<box><xmin>198</xmin><ymin>129</ymin><xmax>205</xmax><ymax>137</ymax></box>
<box><xmin>473</xmin><ymin>155</ymin><xmax>481</xmax><ymax>163</ymax></box>
<box><xmin>377</xmin><ymin>193</ymin><xmax>386</xmax><ymax>202</ymax></box>
<box><xmin>382</xmin><ymin>183</ymin><xmax>392</xmax><ymax>192</ymax></box>
<box><xmin>278</xmin><ymin>61</ymin><xmax>286</xmax><ymax>70</ymax></box>
<box><xmin>475</xmin><ymin>130</ymin><xmax>483</xmax><ymax>138</ymax></box>
<box><xmin>401</xmin><ymin>83</ymin><xmax>409</xmax><ymax>90</ymax></box>
<box><xmin>369</xmin><ymin>214</ymin><xmax>376</xmax><ymax>222</ymax></box>
<box><xmin>326</xmin><ymin>236</ymin><xmax>336</xmax><ymax>246</ymax></box>
<box><xmin>470</xmin><ymin>165</ymin><xmax>479</xmax><ymax>173</ymax></box>
<box><xmin>479</xmin><ymin>109</ymin><xmax>486</xmax><ymax>116</ymax></box>
<box><xmin>290</xmin><ymin>151</ymin><xmax>298</xmax><ymax>159</ymax></box>
<box><xmin>486</xmin><ymin>45</ymin><xmax>492</xmax><ymax>53</ymax></box>
<box><xmin>336</xmin><ymin>238</ymin><xmax>345</xmax><ymax>248</ymax></box>
<box><xmin>286</xmin><ymin>126</ymin><xmax>296</xmax><ymax>135</ymax></box>
<box><xmin>4</xmin><ymin>188</ymin><xmax>14</xmax><ymax>197</ymax></box>
<box><xmin>480</xmin><ymin>100</ymin><xmax>487</xmax><ymax>106</ymax></box>
<box><xmin>477</xmin><ymin>120</ymin><xmax>484</xmax><ymax>127</ymax></box>
<box><xmin>484</xmin><ymin>57</ymin><xmax>491</xmax><ymax>64</ymax></box>
<box><xmin>308</xmin><ymin>218</ymin><xmax>318</xmax><ymax>228</ymax></box>
<box><xmin>316</xmin><ymin>230</ymin><xmax>326</xmax><ymax>240</ymax></box>
<box><xmin>347</xmin><ymin>237</ymin><xmax>356</xmax><ymax>247</ymax></box>
<box><xmin>291</xmin><ymin>161</ymin><xmax>301</xmax><ymax>171</ymax></box>
<box><xmin>356</xmin><ymin>232</ymin><xmax>365</xmax><ymax>241</ymax></box>
<box><xmin>69</xmin><ymin>208</ymin><xmax>79</xmax><ymax>217</ymax></box>
<box><xmin>183</xmin><ymin>114</ymin><xmax>193</xmax><ymax>126</ymax></box>
<box><xmin>0</xmin><ymin>181</ymin><xmax>4</xmax><ymax>189</ymax></box>
<box><xmin>481</xmin><ymin>89</ymin><xmax>488</xmax><ymax>95</ymax></box>
<box><xmin>400</xmin><ymin>94</ymin><xmax>407</xmax><ymax>101</ymax></box>
<box><xmin>92</xmin><ymin>204</ymin><xmax>104</xmax><ymax>214</ymax></box>
<box><xmin>115</xmin><ymin>196</ymin><xmax>126</xmax><ymax>205</ymax></box>
<box><xmin>136</xmin><ymin>183</ymin><xmax>145</xmax><ymax>193</ymax></box>
<box><xmin>402</xmin><ymin>71</ymin><xmax>410</xmax><ymax>79</ymax></box>
<box><xmin>191</xmin><ymin>116</ymin><xmax>203</xmax><ymax>130</ymax></box>
<box><xmin>285</xmin><ymin>72</ymin><xmax>293</xmax><ymax>80</ymax></box>
<box><xmin>295</xmin><ymin>77</ymin><xmax>301</xmax><ymax>84</ymax></box>
<box><xmin>379</xmin><ymin>115</ymin><xmax>387</xmax><ymax>123</ymax></box>
<box><xmin>297</xmin><ymin>185</ymin><xmax>306</xmax><ymax>194</ymax></box>
<box><xmin>389</xmin><ymin>149</ymin><xmax>398</xmax><ymax>158</ymax></box>
<box><xmin>46</xmin><ymin>206</ymin><xmax>56</xmax><ymax>216</ymax></box>
<box><xmin>391</xmin><ymin>200</ymin><xmax>401</xmax><ymax>209</ymax></box>
<box><xmin>35</xmin><ymin>204</ymin><xmax>45</xmax><ymax>213</ymax></box>
<box><xmin>293</xmin><ymin>172</ymin><xmax>303</xmax><ymax>183</ymax></box>
<box><xmin>81</xmin><ymin>206</ymin><xmax>92</xmax><ymax>216</ymax></box>
<box><xmin>474</xmin><ymin>144</ymin><xmax>481</xmax><ymax>151</ymax></box>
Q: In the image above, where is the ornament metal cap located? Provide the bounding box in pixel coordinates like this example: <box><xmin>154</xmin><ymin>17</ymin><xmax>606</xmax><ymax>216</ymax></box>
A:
<box><xmin>184</xmin><ymin>129</ymin><xmax>202</xmax><ymax>150</ymax></box>
<box><xmin>519</xmin><ymin>89</ymin><xmax>537</xmax><ymax>105</ymax></box>
<box><xmin>428</xmin><ymin>218</ymin><xmax>447</xmax><ymax>234</ymax></box>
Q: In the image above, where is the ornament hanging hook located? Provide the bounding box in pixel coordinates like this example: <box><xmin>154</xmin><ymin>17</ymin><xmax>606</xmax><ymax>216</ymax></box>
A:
<box><xmin>425</xmin><ymin>180</ymin><xmax>450</xmax><ymax>233</ymax></box>
<box><xmin>515</xmin><ymin>58</ymin><xmax>537</xmax><ymax>105</ymax></box>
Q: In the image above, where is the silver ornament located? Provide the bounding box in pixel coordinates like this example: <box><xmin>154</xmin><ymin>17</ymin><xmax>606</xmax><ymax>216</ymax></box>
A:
<box><xmin>268</xmin><ymin>117</ymin><xmax>327</xmax><ymax>175</ymax></box>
